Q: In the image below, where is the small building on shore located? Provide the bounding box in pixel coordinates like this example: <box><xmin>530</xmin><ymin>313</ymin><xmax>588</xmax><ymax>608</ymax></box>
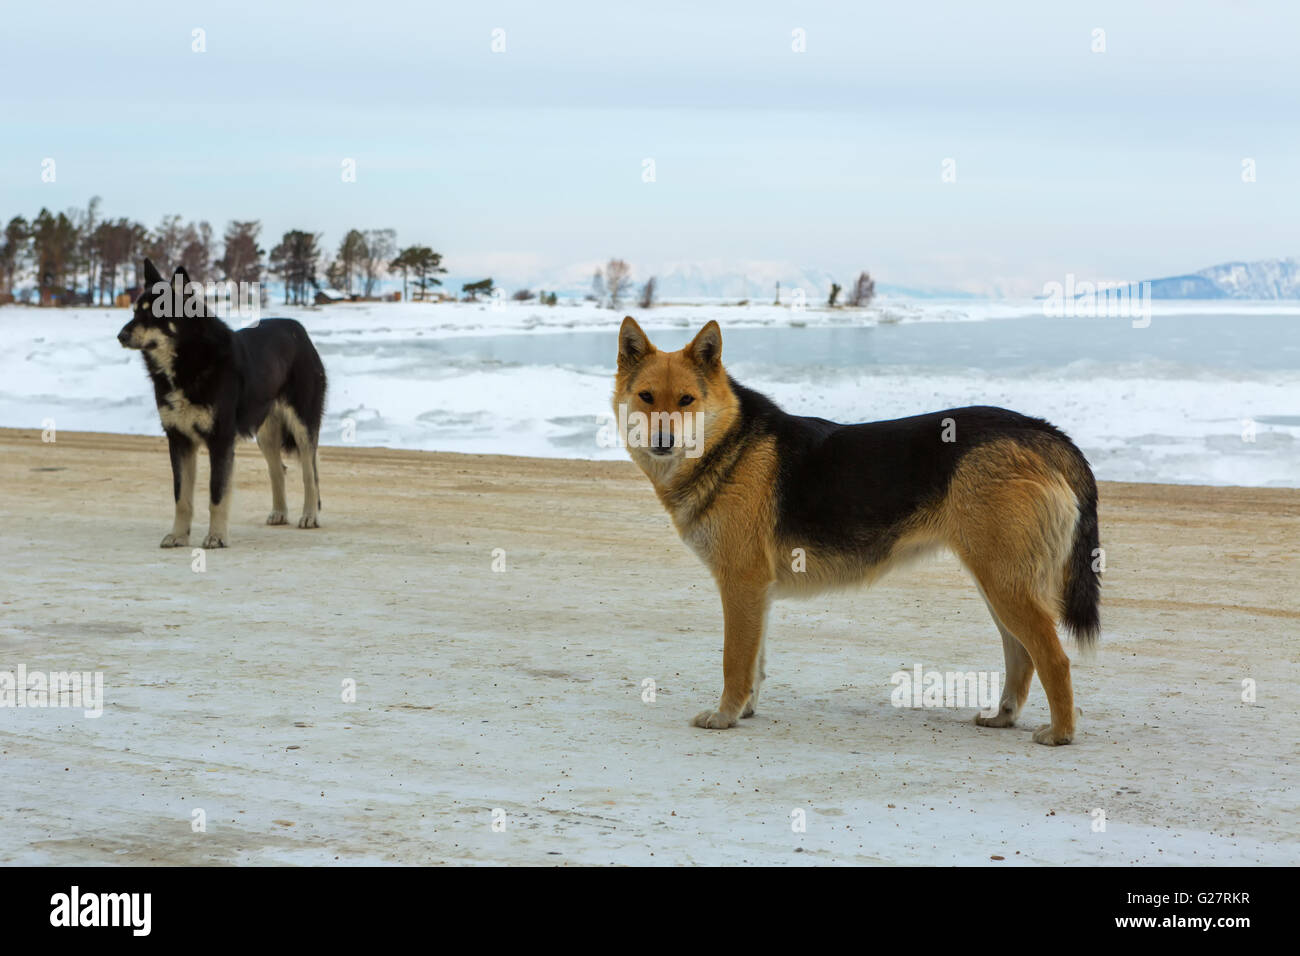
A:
<box><xmin>313</xmin><ymin>287</ymin><xmax>348</xmax><ymax>305</ymax></box>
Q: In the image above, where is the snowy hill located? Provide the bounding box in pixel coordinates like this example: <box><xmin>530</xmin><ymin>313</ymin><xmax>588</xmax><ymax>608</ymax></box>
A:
<box><xmin>1146</xmin><ymin>258</ymin><xmax>1300</xmax><ymax>299</ymax></box>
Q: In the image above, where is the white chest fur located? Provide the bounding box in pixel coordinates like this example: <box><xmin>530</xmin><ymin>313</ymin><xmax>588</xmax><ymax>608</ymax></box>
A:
<box><xmin>158</xmin><ymin>389</ymin><xmax>214</xmax><ymax>439</ymax></box>
<box><xmin>677</xmin><ymin>513</ymin><xmax>716</xmax><ymax>564</ymax></box>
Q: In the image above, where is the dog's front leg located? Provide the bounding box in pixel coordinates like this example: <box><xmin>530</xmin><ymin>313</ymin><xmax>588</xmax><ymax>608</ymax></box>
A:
<box><xmin>202</xmin><ymin>435</ymin><xmax>235</xmax><ymax>549</ymax></box>
<box><xmin>161</xmin><ymin>430</ymin><xmax>197</xmax><ymax>547</ymax></box>
<box><xmin>693</xmin><ymin>569</ymin><xmax>771</xmax><ymax>730</ymax></box>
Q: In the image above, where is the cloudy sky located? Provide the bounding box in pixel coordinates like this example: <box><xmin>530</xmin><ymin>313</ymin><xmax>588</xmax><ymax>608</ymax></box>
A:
<box><xmin>3</xmin><ymin>0</ymin><xmax>1297</xmax><ymax>295</ymax></box>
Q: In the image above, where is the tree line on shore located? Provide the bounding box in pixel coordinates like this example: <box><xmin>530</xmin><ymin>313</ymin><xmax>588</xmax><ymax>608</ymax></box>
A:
<box><xmin>0</xmin><ymin>198</ymin><xmax>876</xmax><ymax>310</ymax></box>
<box><xmin>0</xmin><ymin>196</ymin><xmax>458</xmax><ymax>307</ymax></box>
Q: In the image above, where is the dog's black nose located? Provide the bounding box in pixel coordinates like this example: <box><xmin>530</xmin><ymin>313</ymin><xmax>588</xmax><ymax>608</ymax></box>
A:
<box><xmin>117</xmin><ymin>329</ymin><xmax>130</xmax><ymax>345</ymax></box>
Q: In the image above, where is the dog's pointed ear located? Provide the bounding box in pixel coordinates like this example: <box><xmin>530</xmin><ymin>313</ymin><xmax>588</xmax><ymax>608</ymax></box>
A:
<box><xmin>618</xmin><ymin>316</ymin><xmax>654</xmax><ymax>368</ymax></box>
<box><xmin>171</xmin><ymin>264</ymin><xmax>205</xmax><ymax>318</ymax></box>
<box><xmin>685</xmin><ymin>320</ymin><xmax>722</xmax><ymax>370</ymax></box>
<box><xmin>143</xmin><ymin>258</ymin><xmax>163</xmax><ymax>287</ymax></box>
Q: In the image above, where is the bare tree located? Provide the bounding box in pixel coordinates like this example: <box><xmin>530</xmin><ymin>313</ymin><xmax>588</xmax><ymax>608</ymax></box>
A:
<box><xmin>605</xmin><ymin>258</ymin><xmax>631</xmax><ymax>309</ymax></box>
<box><xmin>847</xmin><ymin>271</ymin><xmax>876</xmax><ymax>307</ymax></box>
<box><xmin>1</xmin><ymin>216</ymin><xmax>29</xmax><ymax>301</ymax></box>
<box><xmin>324</xmin><ymin>258</ymin><xmax>347</xmax><ymax>290</ymax></box>
<box><xmin>216</xmin><ymin>221</ymin><xmax>264</xmax><ymax>286</ymax></box>
<box><xmin>103</xmin><ymin>219</ymin><xmax>144</xmax><ymax>302</ymax></box>
<box><xmin>362</xmin><ymin>229</ymin><xmax>396</xmax><ymax>297</ymax></box>
<box><xmin>338</xmin><ymin>229</ymin><xmax>368</xmax><ymax>294</ymax></box>
<box><xmin>144</xmin><ymin>214</ymin><xmax>185</xmax><ymax>272</ymax></box>
<box><xmin>269</xmin><ymin>230</ymin><xmax>320</xmax><ymax>305</ymax></box>
<box><xmin>828</xmin><ymin>282</ymin><xmax>842</xmax><ymax>307</ymax></box>
<box><xmin>31</xmin><ymin>208</ymin><xmax>79</xmax><ymax>304</ymax></box>
<box><xmin>179</xmin><ymin>221</ymin><xmax>214</xmax><ymax>283</ymax></box>
<box><xmin>638</xmin><ymin>276</ymin><xmax>656</xmax><ymax>309</ymax></box>
<box><xmin>80</xmin><ymin>196</ymin><xmax>101</xmax><ymax>303</ymax></box>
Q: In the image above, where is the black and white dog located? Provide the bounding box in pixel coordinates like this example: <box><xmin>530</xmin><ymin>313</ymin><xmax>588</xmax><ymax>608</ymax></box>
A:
<box><xmin>117</xmin><ymin>258</ymin><xmax>328</xmax><ymax>548</ymax></box>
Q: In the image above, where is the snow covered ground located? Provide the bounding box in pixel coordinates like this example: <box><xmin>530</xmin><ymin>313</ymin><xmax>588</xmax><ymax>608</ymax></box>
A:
<box><xmin>2</xmin><ymin>298</ymin><xmax>1297</xmax><ymax>487</ymax></box>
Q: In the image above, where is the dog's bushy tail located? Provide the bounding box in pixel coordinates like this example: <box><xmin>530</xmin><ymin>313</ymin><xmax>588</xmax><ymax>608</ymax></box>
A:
<box><xmin>1062</xmin><ymin>466</ymin><xmax>1101</xmax><ymax>648</ymax></box>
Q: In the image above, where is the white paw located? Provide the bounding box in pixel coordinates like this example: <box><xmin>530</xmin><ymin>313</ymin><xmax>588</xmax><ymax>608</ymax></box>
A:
<box><xmin>160</xmin><ymin>532</ymin><xmax>189</xmax><ymax>548</ymax></box>
<box><xmin>297</xmin><ymin>514</ymin><xmax>319</xmax><ymax>529</ymax></box>
<box><xmin>691</xmin><ymin>709</ymin><xmax>738</xmax><ymax>730</ymax></box>
<box><xmin>266</xmin><ymin>511</ymin><xmax>288</xmax><ymax>526</ymax></box>
<box><xmin>201</xmin><ymin>532</ymin><xmax>228</xmax><ymax>549</ymax></box>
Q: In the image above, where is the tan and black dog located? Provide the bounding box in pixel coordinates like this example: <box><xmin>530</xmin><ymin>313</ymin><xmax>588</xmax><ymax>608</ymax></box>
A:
<box><xmin>614</xmin><ymin>317</ymin><xmax>1100</xmax><ymax>745</ymax></box>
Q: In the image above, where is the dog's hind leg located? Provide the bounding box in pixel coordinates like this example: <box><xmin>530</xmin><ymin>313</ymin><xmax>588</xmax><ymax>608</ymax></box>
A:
<box><xmin>297</xmin><ymin>440</ymin><xmax>320</xmax><ymax>527</ymax></box>
<box><xmin>944</xmin><ymin>445</ymin><xmax>1080</xmax><ymax>744</ymax></box>
<box><xmin>202</xmin><ymin>435</ymin><xmax>235</xmax><ymax>548</ymax></box>
<box><xmin>311</xmin><ymin>446</ymin><xmax>321</xmax><ymax>513</ymax></box>
<box><xmin>973</xmin><ymin>595</ymin><xmax>1035</xmax><ymax>729</ymax></box>
<box><xmin>257</xmin><ymin>415</ymin><xmax>289</xmax><ymax>525</ymax></box>
<box><xmin>954</xmin><ymin>490</ymin><xmax>1076</xmax><ymax>743</ymax></box>
<box><xmin>978</xmin><ymin>584</ymin><xmax>1074</xmax><ymax>744</ymax></box>
<box><xmin>161</xmin><ymin>430</ymin><xmax>197</xmax><ymax>548</ymax></box>
<box><xmin>281</xmin><ymin>407</ymin><xmax>320</xmax><ymax>528</ymax></box>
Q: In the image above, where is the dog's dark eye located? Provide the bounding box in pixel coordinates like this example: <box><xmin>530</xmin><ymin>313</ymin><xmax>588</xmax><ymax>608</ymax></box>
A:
<box><xmin>679</xmin><ymin>395</ymin><xmax>694</xmax><ymax>407</ymax></box>
<box><xmin>638</xmin><ymin>391</ymin><xmax>653</xmax><ymax>403</ymax></box>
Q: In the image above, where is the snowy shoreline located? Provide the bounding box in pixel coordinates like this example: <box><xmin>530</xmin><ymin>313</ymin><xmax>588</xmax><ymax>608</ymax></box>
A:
<box><xmin>3</xmin><ymin>300</ymin><xmax>1297</xmax><ymax>488</ymax></box>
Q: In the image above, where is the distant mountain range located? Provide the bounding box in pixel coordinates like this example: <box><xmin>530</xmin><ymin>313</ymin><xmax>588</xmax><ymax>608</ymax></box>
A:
<box><xmin>1144</xmin><ymin>257</ymin><xmax>1300</xmax><ymax>299</ymax></box>
<box><xmin>442</xmin><ymin>256</ymin><xmax>1300</xmax><ymax>302</ymax></box>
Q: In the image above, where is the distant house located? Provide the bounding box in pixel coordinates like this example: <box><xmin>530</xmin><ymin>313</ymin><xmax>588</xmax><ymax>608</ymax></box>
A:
<box><xmin>313</xmin><ymin>287</ymin><xmax>347</xmax><ymax>305</ymax></box>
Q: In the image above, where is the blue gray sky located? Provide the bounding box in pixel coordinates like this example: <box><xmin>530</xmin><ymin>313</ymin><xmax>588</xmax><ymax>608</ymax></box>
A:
<box><xmin>3</xmin><ymin>0</ymin><xmax>1298</xmax><ymax>295</ymax></box>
